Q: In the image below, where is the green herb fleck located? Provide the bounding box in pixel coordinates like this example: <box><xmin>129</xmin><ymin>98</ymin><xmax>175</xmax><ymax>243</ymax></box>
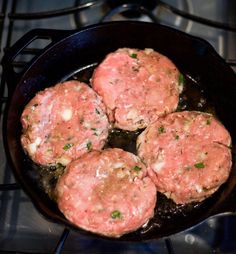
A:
<box><xmin>63</xmin><ymin>143</ymin><xmax>74</xmax><ymax>151</ymax></box>
<box><xmin>86</xmin><ymin>141</ymin><xmax>92</xmax><ymax>151</ymax></box>
<box><xmin>178</xmin><ymin>73</ymin><xmax>185</xmax><ymax>86</ymax></box>
<box><xmin>130</xmin><ymin>53</ymin><xmax>137</xmax><ymax>59</ymax></box>
<box><xmin>56</xmin><ymin>162</ymin><xmax>64</xmax><ymax>169</ymax></box>
<box><xmin>206</xmin><ymin>119</ymin><xmax>211</xmax><ymax>125</ymax></box>
<box><xmin>95</xmin><ymin>108</ymin><xmax>100</xmax><ymax>115</ymax></box>
<box><xmin>91</xmin><ymin>128</ymin><xmax>98</xmax><ymax>136</ymax></box>
<box><xmin>194</xmin><ymin>162</ymin><xmax>205</xmax><ymax>169</ymax></box>
<box><xmin>175</xmin><ymin>135</ymin><xmax>180</xmax><ymax>140</ymax></box>
<box><xmin>111</xmin><ymin>210</ymin><xmax>121</xmax><ymax>219</ymax></box>
<box><xmin>133</xmin><ymin>166</ymin><xmax>142</xmax><ymax>172</ymax></box>
<box><xmin>158</xmin><ymin>126</ymin><xmax>165</xmax><ymax>134</ymax></box>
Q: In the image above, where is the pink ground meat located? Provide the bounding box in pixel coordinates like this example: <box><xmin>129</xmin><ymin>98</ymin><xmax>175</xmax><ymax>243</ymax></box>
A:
<box><xmin>137</xmin><ymin>111</ymin><xmax>232</xmax><ymax>204</ymax></box>
<box><xmin>56</xmin><ymin>148</ymin><xmax>157</xmax><ymax>237</ymax></box>
<box><xmin>21</xmin><ymin>80</ymin><xmax>109</xmax><ymax>166</ymax></box>
<box><xmin>91</xmin><ymin>48</ymin><xmax>182</xmax><ymax>131</ymax></box>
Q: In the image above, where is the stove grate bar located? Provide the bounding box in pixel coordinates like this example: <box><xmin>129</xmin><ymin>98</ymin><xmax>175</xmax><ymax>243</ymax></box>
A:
<box><xmin>52</xmin><ymin>227</ymin><xmax>70</xmax><ymax>254</ymax></box>
<box><xmin>0</xmin><ymin>183</ymin><xmax>21</xmax><ymax>191</ymax></box>
<box><xmin>165</xmin><ymin>238</ymin><xmax>175</xmax><ymax>254</ymax></box>
<box><xmin>227</xmin><ymin>60</ymin><xmax>236</xmax><ymax>66</ymax></box>
<box><xmin>0</xmin><ymin>250</ymin><xmax>48</xmax><ymax>254</ymax></box>
<box><xmin>7</xmin><ymin>1</ymin><xmax>103</xmax><ymax>20</ymax></box>
<box><xmin>159</xmin><ymin>0</ymin><xmax>236</xmax><ymax>32</ymax></box>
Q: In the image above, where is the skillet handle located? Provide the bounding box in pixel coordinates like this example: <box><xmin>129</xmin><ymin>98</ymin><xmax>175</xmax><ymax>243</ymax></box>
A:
<box><xmin>1</xmin><ymin>28</ymin><xmax>73</xmax><ymax>95</ymax></box>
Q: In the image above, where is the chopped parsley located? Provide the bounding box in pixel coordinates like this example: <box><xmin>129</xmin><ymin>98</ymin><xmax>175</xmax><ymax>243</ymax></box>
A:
<box><xmin>56</xmin><ymin>162</ymin><xmax>65</xmax><ymax>169</ymax></box>
<box><xmin>95</xmin><ymin>108</ymin><xmax>100</xmax><ymax>115</ymax></box>
<box><xmin>130</xmin><ymin>53</ymin><xmax>137</xmax><ymax>59</ymax></box>
<box><xmin>63</xmin><ymin>143</ymin><xmax>74</xmax><ymax>151</ymax></box>
<box><xmin>158</xmin><ymin>126</ymin><xmax>165</xmax><ymax>134</ymax></box>
<box><xmin>111</xmin><ymin>210</ymin><xmax>121</xmax><ymax>219</ymax></box>
<box><xmin>175</xmin><ymin>135</ymin><xmax>180</xmax><ymax>140</ymax></box>
<box><xmin>133</xmin><ymin>166</ymin><xmax>142</xmax><ymax>172</ymax></box>
<box><xmin>86</xmin><ymin>141</ymin><xmax>92</xmax><ymax>151</ymax></box>
<box><xmin>206</xmin><ymin>119</ymin><xmax>211</xmax><ymax>125</ymax></box>
<box><xmin>194</xmin><ymin>162</ymin><xmax>205</xmax><ymax>169</ymax></box>
<box><xmin>178</xmin><ymin>73</ymin><xmax>185</xmax><ymax>86</ymax></box>
<box><xmin>91</xmin><ymin>128</ymin><xmax>98</xmax><ymax>136</ymax></box>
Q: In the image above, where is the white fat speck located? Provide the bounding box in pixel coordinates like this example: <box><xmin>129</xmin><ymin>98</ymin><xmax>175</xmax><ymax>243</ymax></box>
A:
<box><xmin>124</xmin><ymin>104</ymin><xmax>133</xmax><ymax>109</ymax></box>
<box><xmin>128</xmin><ymin>49</ymin><xmax>135</xmax><ymax>55</ymax></box>
<box><xmin>61</xmin><ymin>108</ymin><xmax>72</xmax><ymax>121</ymax></box>
<box><xmin>93</xmin><ymin>203</ymin><xmax>104</xmax><ymax>212</ymax></box>
<box><xmin>183</xmin><ymin>122</ymin><xmax>191</xmax><ymax>132</ymax></box>
<box><xmin>28</xmin><ymin>143</ymin><xmax>37</xmax><ymax>155</ymax></box>
<box><xmin>31</xmin><ymin>105</ymin><xmax>38</xmax><ymax>111</ymax></box>
<box><xmin>195</xmin><ymin>185</ymin><xmax>202</xmax><ymax>193</ymax></box>
<box><xmin>95</xmin><ymin>169</ymin><xmax>108</xmax><ymax>178</ymax></box>
<box><xmin>113</xmin><ymin>162</ymin><xmax>124</xmax><ymax>168</ymax></box>
<box><xmin>74</xmin><ymin>85</ymin><xmax>82</xmax><ymax>91</ymax></box>
<box><xmin>76</xmin><ymin>142</ymin><xmax>87</xmax><ymax>151</ymax></box>
<box><xmin>57</xmin><ymin>156</ymin><xmax>71</xmax><ymax>166</ymax></box>
<box><xmin>144</xmin><ymin>48</ymin><xmax>154</xmax><ymax>54</ymax></box>
<box><xmin>27</xmin><ymin>137</ymin><xmax>41</xmax><ymax>154</ymax></box>
<box><xmin>83</xmin><ymin>121</ymin><xmax>91</xmax><ymax>129</ymax></box>
<box><xmin>126</xmin><ymin>109</ymin><xmax>138</xmax><ymax>120</ymax></box>
<box><xmin>131</xmin><ymin>154</ymin><xmax>139</xmax><ymax>162</ymax></box>
<box><xmin>148</xmin><ymin>74</ymin><xmax>156</xmax><ymax>82</ymax></box>
<box><xmin>117</xmin><ymin>169</ymin><xmax>130</xmax><ymax>178</ymax></box>
<box><xmin>199</xmin><ymin>151</ymin><xmax>208</xmax><ymax>160</ymax></box>
<box><xmin>35</xmin><ymin>137</ymin><xmax>41</xmax><ymax>145</ymax></box>
<box><xmin>153</xmin><ymin>161</ymin><xmax>165</xmax><ymax>173</ymax></box>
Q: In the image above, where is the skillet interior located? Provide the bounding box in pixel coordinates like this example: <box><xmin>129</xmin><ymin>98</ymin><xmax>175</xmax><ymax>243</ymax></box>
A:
<box><xmin>3</xmin><ymin>21</ymin><xmax>236</xmax><ymax>241</ymax></box>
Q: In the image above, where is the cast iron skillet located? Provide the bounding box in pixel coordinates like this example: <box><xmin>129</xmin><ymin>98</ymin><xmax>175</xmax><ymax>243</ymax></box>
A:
<box><xmin>2</xmin><ymin>21</ymin><xmax>236</xmax><ymax>241</ymax></box>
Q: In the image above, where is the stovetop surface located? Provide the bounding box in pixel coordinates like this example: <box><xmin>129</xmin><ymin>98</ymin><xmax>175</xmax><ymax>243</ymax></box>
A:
<box><xmin>0</xmin><ymin>1</ymin><xmax>236</xmax><ymax>253</ymax></box>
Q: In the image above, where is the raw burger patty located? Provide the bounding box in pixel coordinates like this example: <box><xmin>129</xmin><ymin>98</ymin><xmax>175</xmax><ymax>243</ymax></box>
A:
<box><xmin>91</xmin><ymin>48</ymin><xmax>182</xmax><ymax>131</ymax></box>
<box><xmin>56</xmin><ymin>148</ymin><xmax>157</xmax><ymax>237</ymax></box>
<box><xmin>21</xmin><ymin>80</ymin><xmax>109</xmax><ymax>166</ymax></box>
<box><xmin>137</xmin><ymin>111</ymin><xmax>232</xmax><ymax>204</ymax></box>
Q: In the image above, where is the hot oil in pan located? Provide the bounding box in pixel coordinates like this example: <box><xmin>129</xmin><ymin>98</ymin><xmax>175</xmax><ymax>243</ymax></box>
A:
<box><xmin>31</xmin><ymin>64</ymin><xmax>218</xmax><ymax>237</ymax></box>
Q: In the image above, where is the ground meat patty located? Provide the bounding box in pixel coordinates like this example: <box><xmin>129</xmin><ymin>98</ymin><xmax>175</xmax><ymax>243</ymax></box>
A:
<box><xmin>56</xmin><ymin>148</ymin><xmax>157</xmax><ymax>237</ymax></box>
<box><xmin>21</xmin><ymin>80</ymin><xmax>109</xmax><ymax>166</ymax></box>
<box><xmin>91</xmin><ymin>48</ymin><xmax>182</xmax><ymax>131</ymax></box>
<box><xmin>137</xmin><ymin>111</ymin><xmax>232</xmax><ymax>204</ymax></box>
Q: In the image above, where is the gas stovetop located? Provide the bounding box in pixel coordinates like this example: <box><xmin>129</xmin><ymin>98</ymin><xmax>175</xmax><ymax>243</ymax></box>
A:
<box><xmin>0</xmin><ymin>1</ymin><xmax>236</xmax><ymax>253</ymax></box>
